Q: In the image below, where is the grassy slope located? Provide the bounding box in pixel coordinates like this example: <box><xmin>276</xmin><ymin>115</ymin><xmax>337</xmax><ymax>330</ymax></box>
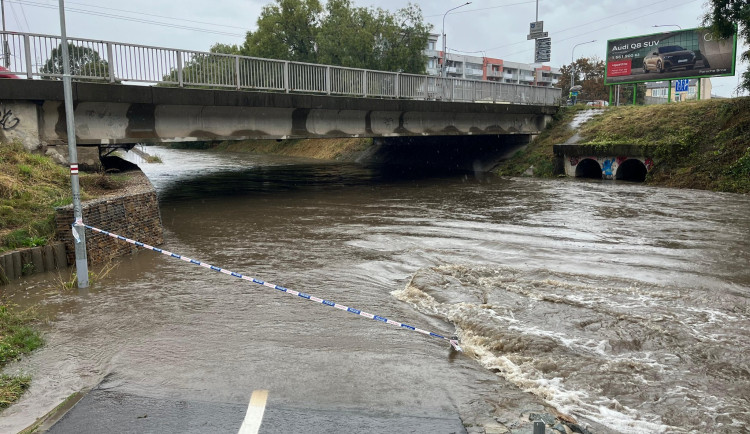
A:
<box><xmin>494</xmin><ymin>98</ymin><xmax>750</xmax><ymax>193</ymax></box>
<box><xmin>0</xmin><ymin>141</ymin><xmax>131</xmax><ymax>252</ymax></box>
<box><xmin>494</xmin><ymin>105</ymin><xmax>588</xmax><ymax>177</ymax></box>
<box><xmin>0</xmin><ymin>141</ymin><xmax>71</xmax><ymax>250</ymax></box>
<box><xmin>0</xmin><ymin>302</ymin><xmax>43</xmax><ymax>411</ymax></box>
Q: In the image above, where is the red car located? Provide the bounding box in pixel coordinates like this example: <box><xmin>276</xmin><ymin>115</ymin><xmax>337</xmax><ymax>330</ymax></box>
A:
<box><xmin>0</xmin><ymin>65</ymin><xmax>20</xmax><ymax>79</ymax></box>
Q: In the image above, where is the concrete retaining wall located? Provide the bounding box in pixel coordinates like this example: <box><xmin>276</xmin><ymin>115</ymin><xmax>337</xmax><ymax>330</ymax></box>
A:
<box><xmin>563</xmin><ymin>155</ymin><xmax>654</xmax><ymax>179</ymax></box>
<box><xmin>0</xmin><ymin>243</ymin><xmax>68</xmax><ymax>283</ymax></box>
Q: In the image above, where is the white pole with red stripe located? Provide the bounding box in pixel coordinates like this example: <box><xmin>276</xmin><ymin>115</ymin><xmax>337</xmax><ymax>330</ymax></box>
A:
<box><xmin>59</xmin><ymin>0</ymin><xmax>89</xmax><ymax>288</ymax></box>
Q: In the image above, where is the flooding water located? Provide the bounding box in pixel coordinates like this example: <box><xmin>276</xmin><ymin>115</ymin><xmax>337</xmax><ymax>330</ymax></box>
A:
<box><xmin>2</xmin><ymin>146</ymin><xmax>749</xmax><ymax>433</ymax></box>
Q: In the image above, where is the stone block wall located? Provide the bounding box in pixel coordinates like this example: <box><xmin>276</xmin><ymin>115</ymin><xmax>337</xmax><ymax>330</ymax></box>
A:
<box><xmin>55</xmin><ymin>173</ymin><xmax>163</xmax><ymax>266</ymax></box>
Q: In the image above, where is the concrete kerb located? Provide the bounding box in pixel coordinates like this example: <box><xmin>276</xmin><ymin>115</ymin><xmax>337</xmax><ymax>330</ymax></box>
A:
<box><xmin>0</xmin><ymin>242</ymin><xmax>75</xmax><ymax>284</ymax></box>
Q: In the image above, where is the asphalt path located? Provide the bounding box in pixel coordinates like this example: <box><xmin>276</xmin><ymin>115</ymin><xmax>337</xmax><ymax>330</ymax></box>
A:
<box><xmin>48</xmin><ymin>384</ymin><xmax>467</xmax><ymax>434</ymax></box>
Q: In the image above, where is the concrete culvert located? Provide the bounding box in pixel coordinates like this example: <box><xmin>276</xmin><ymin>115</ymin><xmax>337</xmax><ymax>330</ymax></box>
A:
<box><xmin>575</xmin><ymin>158</ymin><xmax>602</xmax><ymax>179</ymax></box>
<box><xmin>616</xmin><ymin>159</ymin><xmax>648</xmax><ymax>182</ymax></box>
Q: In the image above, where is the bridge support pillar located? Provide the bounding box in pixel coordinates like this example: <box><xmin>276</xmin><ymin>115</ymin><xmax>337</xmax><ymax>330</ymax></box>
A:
<box><xmin>0</xmin><ymin>100</ymin><xmax>40</xmax><ymax>150</ymax></box>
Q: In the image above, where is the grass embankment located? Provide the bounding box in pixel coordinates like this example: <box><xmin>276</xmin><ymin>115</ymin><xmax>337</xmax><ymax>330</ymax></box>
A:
<box><xmin>169</xmin><ymin>137</ymin><xmax>373</xmax><ymax>161</ymax></box>
<box><xmin>494</xmin><ymin>105</ymin><xmax>589</xmax><ymax>178</ymax></box>
<box><xmin>0</xmin><ymin>141</ymin><xmax>131</xmax><ymax>252</ymax></box>
<box><xmin>495</xmin><ymin>98</ymin><xmax>750</xmax><ymax>193</ymax></box>
<box><xmin>0</xmin><ymin>302</ymin><xmax>43</xmax><ymax>411</ymax></box>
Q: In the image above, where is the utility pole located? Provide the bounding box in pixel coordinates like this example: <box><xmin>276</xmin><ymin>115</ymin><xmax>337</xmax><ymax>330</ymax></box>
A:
<box><xmin>1</xmin><ymin>0</ymin><xmax>9</xmax><ymax>68</ymax></box>
<box><xmin>58</xmin><ymin>0</ymin><xmax>89</xmax><ymax>288</ymax></box>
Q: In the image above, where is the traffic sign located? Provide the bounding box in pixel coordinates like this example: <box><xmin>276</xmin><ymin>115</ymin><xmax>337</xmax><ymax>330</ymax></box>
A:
<box><xmin>675</xmin><ymin>79</ymin><xmax>690</xmax><ymax>92</ymax></box>
<box><xmin>535</xmin><ymin>37</ymin><xmax>551</xmax><ymax>63</ymax></box>
<box><xmin>528</xmin><ymin>21</ymin><xmax>546</xmax><ymax>40</ymax></box>
<box><xmin>527</xmin><ymin>32</ymin><xmax>549</xmax><ymax>40</ymax></box>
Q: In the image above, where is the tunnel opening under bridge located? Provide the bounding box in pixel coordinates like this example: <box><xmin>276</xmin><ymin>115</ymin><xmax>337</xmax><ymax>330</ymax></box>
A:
<box><xmin>368</xmin><ymin>134</ymin><xmax>533</xmax><ymax>175</ymax></box>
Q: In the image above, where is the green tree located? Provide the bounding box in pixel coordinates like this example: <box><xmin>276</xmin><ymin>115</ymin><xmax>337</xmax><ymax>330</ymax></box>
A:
<box><xmin>317</xmin><ymin>0</ymin><xmax>430</xmax><ymax>73</ymax></box>
<box><xmin>703</xmin><ymin>0</ymin><xmax>750</xmax><ymax>93</ymax></box>
<box><xmin>558</xmin><ymin>56</ymin><xmax>608</xmax><ymax>102</ymax></box>
<box><xmin>242</xmin><ymin>0</ymin><xmax>322</xmax><ymax>63</ymax></box>
<box><xmin>161</xmin><ymin>43</ymin><xmax>242</xmax><ymax>87</ymax></box>
<box><xmin>240</xmin><ymin>0</ymin><xmax>430</xmax><ymax>73</ymax></box>
<box><xmin>40</xmin><ymin>43</ymin><xmax>110</xmax><ymax>81</ymax></box>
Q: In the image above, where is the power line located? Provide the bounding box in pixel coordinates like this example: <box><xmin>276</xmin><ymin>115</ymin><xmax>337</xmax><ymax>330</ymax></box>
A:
<box><xmin>10</xmin><ymin>0</ymin><xmax>247</xmax><ymax>38</ymax></box>
<box><xmin>7</xmin><ymin>1</ymin><xmax>24</xmax><ymax>32</ymax></box>
<box><xmin>60</xmin><ymin>0</ymin><xmax>247</xmax><ymax>30</ymax></box>
<box><xmin>16</xmin><ymin>0</ymin><xmax>29</xmax><ymax>32</ymax></box>
<box><xmin>491</xmin><ymin>0</ymin><xmax>701</xmax><ymax>60</ymax></box>
<box><xmin>424</xmin><ymin>0</ymin><xmax>537</xmax><ymax>19</ymax></box>
<box><xmin>454</xmin><ymin>0</ymin><xmax>691</xmax><ymax>55</ymax></box>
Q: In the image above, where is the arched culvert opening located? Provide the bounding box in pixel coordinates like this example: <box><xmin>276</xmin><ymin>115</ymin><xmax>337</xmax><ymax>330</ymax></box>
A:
<box><xmin>615</xmin><ymin>159</ymin><xmax>647</xmax><ymax>182</ymax></box>
<box><xmin>575</xmin><ymin>158</ymin><xmax>602</xmax><ymax>179</ymax></box>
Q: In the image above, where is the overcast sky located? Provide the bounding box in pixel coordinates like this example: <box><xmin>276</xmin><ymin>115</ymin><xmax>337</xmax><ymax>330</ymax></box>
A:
<box><xmin>4</xmin><ymin>0</ymin><xmax>747</xmax><ymax>97</ymax></box>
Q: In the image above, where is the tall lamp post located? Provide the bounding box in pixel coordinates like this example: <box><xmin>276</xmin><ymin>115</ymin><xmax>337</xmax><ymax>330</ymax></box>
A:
<box><xmin>1</xmin><ymin>0</ymin><xmax>9</xmax><ymax>67</ymax></box>
<box><xmin>59</xmin><ymin>0</ymin><xmax>89</xmax><ymax>288</ymax></box>
<box><xmin>441</xmin><ymin>2</ymin><xmax>471</xmax><ymax>78</ymax></box>
<box><xmin>570</xmin><ymin>39</ymin><xmax>596</xmax><ymax>89</ymax></box>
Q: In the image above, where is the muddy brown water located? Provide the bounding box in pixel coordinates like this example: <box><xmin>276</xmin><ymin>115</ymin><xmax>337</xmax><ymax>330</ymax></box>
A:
<box><xmin>2</xmin><ymin>146</ymin><xmax>749</xmax><ymax>433</ymax></box>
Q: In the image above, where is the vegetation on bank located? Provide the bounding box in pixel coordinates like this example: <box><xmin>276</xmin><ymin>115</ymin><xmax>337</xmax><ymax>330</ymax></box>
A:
<box><xmin>168</xmin><ymin>137</ymin><xmax>373</xmax><ymax>161</ymax></box>
<box><xmin>0</xmin><ymin>141</ymin><xmax>133</xmax><ymax>252</ymax></box>
<box><xmin>0</xmin><ymin>301</ymin><xmax>43</xmax><ymax>411</ymax></box>
<box><xmin>494</xmin><ymin>105</ymin><xmax>588</xmax><ymax>178</ymax></box>
<box><xmin>494</xmin><ymin>98</ymin><xmax>750</xmax><ymax>193</ymax></box>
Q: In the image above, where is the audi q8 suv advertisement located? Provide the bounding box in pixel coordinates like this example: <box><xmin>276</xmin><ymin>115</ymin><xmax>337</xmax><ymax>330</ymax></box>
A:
<box><xmin>643</xmin><ymin>45</ymin><xmax>696</xmax><ymax>73</ymax></box>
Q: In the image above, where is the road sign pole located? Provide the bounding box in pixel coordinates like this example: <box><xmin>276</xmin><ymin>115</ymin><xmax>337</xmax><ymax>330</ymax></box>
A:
<box><xmin>698</xmin><ymin>79</ymin><xmax>701</xmax><ymax>101</ymax></box>
<box><xmin>58</xmin><ymin>0</ymin><xmax>89</xmax><ymax>289</ymax></box>
<box><xmin>668</xmin><ymin>80</ymin><xmax>672</xmax><ymax>103</ymax></box>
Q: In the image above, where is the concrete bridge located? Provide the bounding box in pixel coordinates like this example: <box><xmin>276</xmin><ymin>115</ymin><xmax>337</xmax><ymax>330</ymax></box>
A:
<box><xmin>2</xmin><ymin>79</ymin><xmax>557</xmax><ymax>149</ymax></box>
<box><xmin>0</xmin><ymin>31</ymin><xmax>560</xmax><ymax>166</ymax></box>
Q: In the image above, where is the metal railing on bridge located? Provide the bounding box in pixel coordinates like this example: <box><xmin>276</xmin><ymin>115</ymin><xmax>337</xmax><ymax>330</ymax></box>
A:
<box><xmin>0</xmin><ymin>31</ymin><xmax>561</xmax><ymax>105</ymax></box>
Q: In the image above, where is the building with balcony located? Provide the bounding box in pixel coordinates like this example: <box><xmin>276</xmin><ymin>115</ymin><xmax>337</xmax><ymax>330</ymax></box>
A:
<box><xmin>424</xmin><ymin>33</ymin><xmax>561</xmax><ymax>87</ymax></box>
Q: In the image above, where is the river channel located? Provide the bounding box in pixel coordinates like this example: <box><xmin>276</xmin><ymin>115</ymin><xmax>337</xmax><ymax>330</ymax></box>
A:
<box><xmin>2</xmin><ymin>146</ymin><xmax>749</xmax><ymax>433</ymax></box>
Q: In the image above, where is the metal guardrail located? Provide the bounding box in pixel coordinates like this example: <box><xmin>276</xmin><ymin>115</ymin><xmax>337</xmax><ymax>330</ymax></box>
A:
<box><xmin>0</xmin><ymin>31</ymin><xmax>561</xmax><ymax>105</ymax></box>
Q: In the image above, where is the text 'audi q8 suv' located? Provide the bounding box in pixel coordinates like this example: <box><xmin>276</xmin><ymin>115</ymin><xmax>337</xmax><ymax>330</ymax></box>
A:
<box><xmin>642</xmin><ymin>45</ymin><xmax>696</xmax><ymax>73</ymax></box>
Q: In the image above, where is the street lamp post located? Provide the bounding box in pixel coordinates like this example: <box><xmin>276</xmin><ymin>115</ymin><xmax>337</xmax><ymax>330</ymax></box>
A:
<box><xmin>570</xmin><ymin>39</ymin><xmax>596</xmax><ymax>89</ymax></box>
<box><xmin>441</xmin><ymin>2</ymin><xmax>471</xmax><ymax>78</ymax></box>
<box><xmin>1</xmin><ymin>0</ymin><xmax>9</xmax><ymax>67</ymax></box>
<box><xmin>652</xmin><ymin>24</ymin><xmax>682</xmax><ymax>30</ymax></box>
<box><xmin>58</xmin><ymin>0</ymin><xmax>89</xmax><ymax>288</ymax></box>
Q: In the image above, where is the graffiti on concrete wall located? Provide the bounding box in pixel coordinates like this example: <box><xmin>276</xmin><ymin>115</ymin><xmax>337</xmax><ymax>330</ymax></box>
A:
<box><xmin>0</xmin><ymin>103</ymin><xmax>20</xmax><ymax>130</ymax></box>
<box><xmin>602</xmin><ymin>158</ymin><xmax>615</xmax><ymax>177</ymax></box>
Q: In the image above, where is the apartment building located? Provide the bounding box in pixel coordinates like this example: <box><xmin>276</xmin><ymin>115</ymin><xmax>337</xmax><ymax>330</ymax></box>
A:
<box><xmin>644</xmin><ymin>78</ymin><xmax>712</xmax><ymax>104</ymax></box>
<box><xmin>424</xmin><ymin>34</ymin><xmax>561</xmax><ymax>87</ymax></box>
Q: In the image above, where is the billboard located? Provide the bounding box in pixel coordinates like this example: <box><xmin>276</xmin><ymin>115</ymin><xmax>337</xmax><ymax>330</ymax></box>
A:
<box><xmin>605</xmin><ymin>27</ymin><xmax>737</xmax><ymax>85</ymax></box>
